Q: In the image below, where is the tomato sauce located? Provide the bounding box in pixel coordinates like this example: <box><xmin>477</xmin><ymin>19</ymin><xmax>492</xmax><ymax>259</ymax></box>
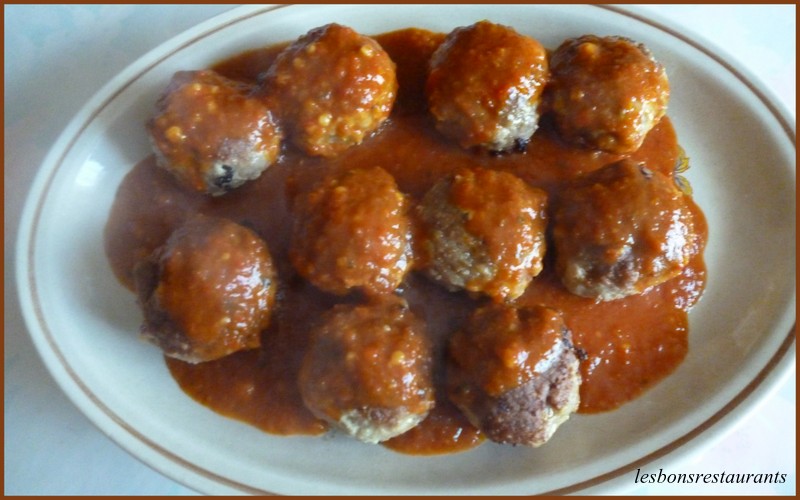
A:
<box><xmin>104</xmin><ymin>28</ymin><xmax>707</xmax><ymax>455</ymax></box>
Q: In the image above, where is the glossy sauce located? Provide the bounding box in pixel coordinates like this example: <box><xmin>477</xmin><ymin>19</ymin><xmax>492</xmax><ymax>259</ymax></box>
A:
<box><xmin>104</xmin><ymin>28</ymin><xmax>707</xmax><ymax>455</ymax></box>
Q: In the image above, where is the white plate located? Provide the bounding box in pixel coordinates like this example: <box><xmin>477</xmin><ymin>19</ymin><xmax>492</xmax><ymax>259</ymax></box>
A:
<box><xmin>16</xmin><ymin>4</ymin><xmax>796</xmax><ymax>495</ymax></box>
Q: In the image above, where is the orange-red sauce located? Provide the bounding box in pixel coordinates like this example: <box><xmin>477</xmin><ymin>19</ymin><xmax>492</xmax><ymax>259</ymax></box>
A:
<box><xmin>104</xmin><ymin>28</ymin><xmax>707</xmax><ymax>455</ymax></box>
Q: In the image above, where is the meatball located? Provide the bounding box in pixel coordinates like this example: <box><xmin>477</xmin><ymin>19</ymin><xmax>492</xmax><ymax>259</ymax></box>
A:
<box><xmin>290</xmin><ymin>166</ymin><xmax>413</xmax><ymax>296</ymax></box>
<box><xmin>426</xmin><ymin>21</ymin><xmax>549</xmax><ymax>152</ymax></box>
<box><xmin>134</xmin><ymin>215</ymin><xmax>277</xmax><ymax>363</ymax></box>
<box><xmin>417</xmin><ymin>167</ymin><xmax>548</xmax><ymax>302</ymax></box>
<box><xmin>447</xmin><ymin>303</ymin><xmax>581</xmax><ymax>447</ymax></box>
<box><xmin>298</xmin><ymin>297</ymin><xmax>435</xmax><ymax>443</ymax></box>
<box><xmin>552</xmin><ymin>159</ymin><xmax>698</xmax><ymax>301</ymax></box>
<box><xmin>546</xmin><ymin>35</ymin><xmax>670</xmax><ymax>154</ymax></box>
<box><xmin>147</xmin><ymin>70</ymin><xmax>283</xmax><ymax>195</ymax></box>
<box><xmin>262</xmin><ymin>23</ymin><xmax>398</xmax><ymax>157</ymax></box>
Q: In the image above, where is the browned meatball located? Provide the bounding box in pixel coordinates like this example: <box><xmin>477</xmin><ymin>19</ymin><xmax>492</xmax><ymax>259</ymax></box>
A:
<box><xmin>447</xmin><ymin>303</ymin><xmax>581</xmax><ymax>447</ymax></box>
<box><xmin>263</xmin><ymin>23</ymin><xmax>398</xmax><ymax>157</ymax></box>
<box><xmin>298</xmin><ymin>297</ymin><xmax>435</xmax><ymax>443</ymax></box>
<box><xmin>148</xmin><ymin>70</ymin><xmax>283</xmax><ymax>195</ymax></box>
<box><xmin>134</xmin><ymin>215</ymin><xmax>277</xmax><ymax>363</ymax></box>
<box><xmin>417</xmin><ymin>167</ymin><xmax>548</xmax><ymax>302</ymax></box>
<box><xmin>552</xmin><ymin>160</ymin><xmax>699</xmax><ymax>301</ymax></box>
<box><xmin>426</xmin><ymin>21</ymin><xmax>549</xmax><ymax>152</ymax></box>
<box><xmin>546</xmin><ymin>35</ymin><xmax>669</xmax><ymax>154</ymax></box>
<box><xmin>290</xmin><ymin>166</ymin><xmax>413</xmax><ymax>296</ymax></box>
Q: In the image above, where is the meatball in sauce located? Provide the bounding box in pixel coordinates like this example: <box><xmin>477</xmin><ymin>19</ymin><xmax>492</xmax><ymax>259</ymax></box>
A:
<box><xmin>447</xmin><ymin>304</ymin><xmax>581</xmax><ymax>447</ymax></box>
<box><xmin>417</xmin><ymin>167</ymin><xmax>548</xmax><ymax>302</ymax></box>
<box><xmin>552</xmin><ymin>159</ymin><xmax>699</xmax><ymax>301</ymax></box>
<box><xmin>134</xmin><ymin>214</ymin><xmax>277</xmax><ymax>363</ymax></box>
<box><xmin>426</xmin><ymin>21</ymin><xmax>549</xmax><ymax>152</ymax></box>
<box><xmin>148</xmin><ymin>70</ymin><xmax>283</xmax><ymax>195</ymax></box>
<box><xmin>262</xmin><ymin>23</ymin><xmax>398</xmax><ymax>157</ymax></box>
<box><xmin>290</xmin><ymin>166</ymin><xmax>412</xmax><ymax>296</ymax></box>
<box><xmin>299</xmin><ymin>297</ymin><xmax>435</xmax><ymax>443</ymax></box>
<box><xmin>546</xmin><ymin>35</ymin><xmax>670</xmax><ymax>154</ymax></box>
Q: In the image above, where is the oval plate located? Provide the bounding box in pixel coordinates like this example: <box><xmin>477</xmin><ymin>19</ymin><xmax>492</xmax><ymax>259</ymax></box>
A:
<box><xmin>16</xmin><ymin>4</ymin><xmax>795</xmax><ymax>495</ymax></box>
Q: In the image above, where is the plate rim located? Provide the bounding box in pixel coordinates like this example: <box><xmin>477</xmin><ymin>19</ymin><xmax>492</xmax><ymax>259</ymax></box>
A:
<box><xmin>15</xmin><ymin>3</ymin><xmax>797</xmax><ymax>495</ymax></box>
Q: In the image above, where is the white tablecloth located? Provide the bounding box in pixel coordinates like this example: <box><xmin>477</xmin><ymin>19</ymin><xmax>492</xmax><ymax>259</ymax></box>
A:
<box><xmin>5</xmin><ymin>4</ymin><xmax>795</xmax><ymax>495</ymax></box>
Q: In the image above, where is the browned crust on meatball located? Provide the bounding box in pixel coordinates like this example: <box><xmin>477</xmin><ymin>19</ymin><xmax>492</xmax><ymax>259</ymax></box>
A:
<box><xmin>298</xmin><ymin>297</ymin><xmax>435</xmax><ymax>443</ymax></box>
<box><xmin>426</xmin><ymin>20</ymin><xmax>549</xmax><ymax>151</ymax></box>
<box><xmin>546</xmin><ymin>35</ymin><xmax>669</xmax><ymax>154</ymax></box>
<box><xmin>134</xmin><ymin>215</ymin><xmax>277</xmax><ymax>363</ymax></box>
<box><xmin>456</xmin><ymin>357</ymin><xmax>580</xmax><ymax>447</ymax></box>
<box><xmin>290</xmin><ymin>166</ymin><xmax>413</xmax><ymax>296</ymax></box>
<box><xmin>417</xmin><ymin>167</ymin><xmax>548</xmax><ymax>301</ymax></box>
<box><xmin>148</xmin><ymin>70</ymin><xmax>283</xmax><ymax>195</ymax></box>
<box><xmin>552</xmin><ymin>159</ymin><xmax>698</xmax><ymax>301</ymax></box>
<box><xmin>263</xmin><ymin>23</ymin><xmax>398</xmax><ymax>157</ymax></box>
<box><xmin>446</xmin><ymin>304</ymin><xmax>581</xmax><ymax>447</ymax></box>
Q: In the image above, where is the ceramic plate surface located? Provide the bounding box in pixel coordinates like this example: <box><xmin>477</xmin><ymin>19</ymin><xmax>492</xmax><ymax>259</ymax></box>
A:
<box><xmin>17</xmin><ymin>4</ymin><xmax>796</xmax><ymax>495</ymax></box>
